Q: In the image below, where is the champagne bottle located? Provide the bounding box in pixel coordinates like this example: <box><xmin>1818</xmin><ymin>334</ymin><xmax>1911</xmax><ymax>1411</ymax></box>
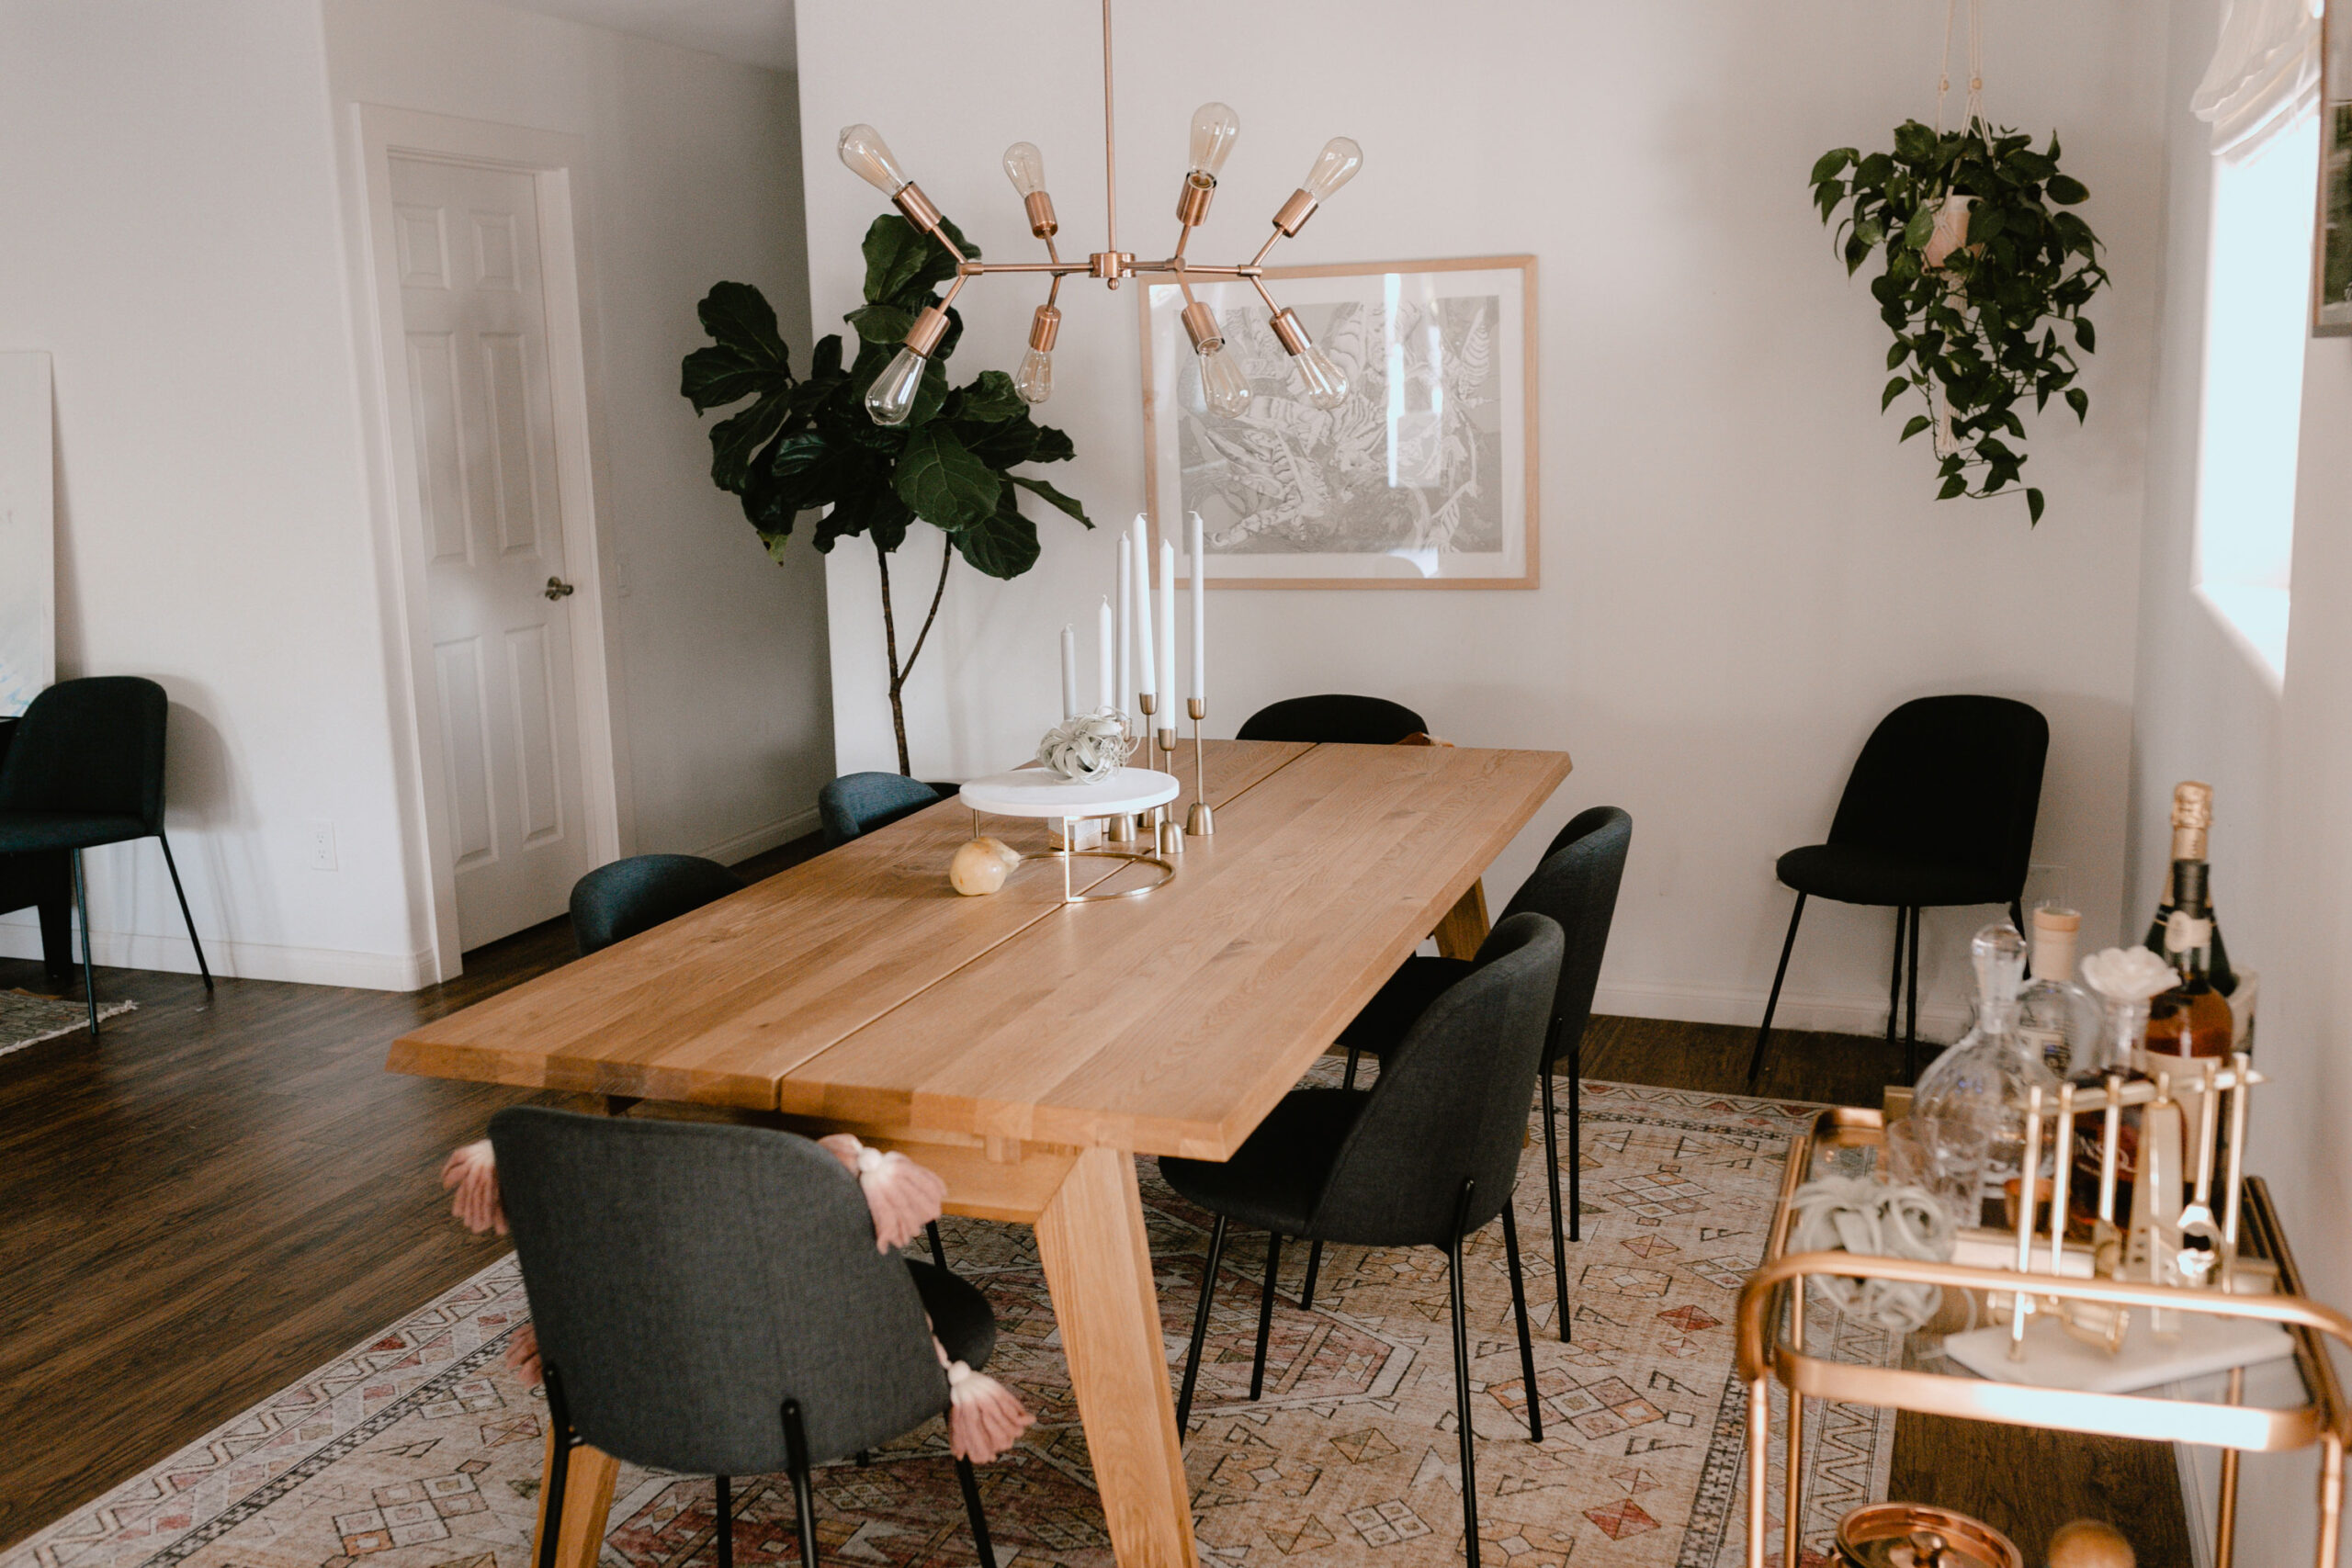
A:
<box><xmin>2143</xmin><ymin>781</ymin><xmax>2237</xmax><ymax>996</ymax></box>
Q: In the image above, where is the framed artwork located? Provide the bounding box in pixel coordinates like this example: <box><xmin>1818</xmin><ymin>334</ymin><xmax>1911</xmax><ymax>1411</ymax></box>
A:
<box><xmin>2320</xmin><ymin>0</ymin><xmax>2352</xmax><ymax>336</ymax></box>
<box><xmin>1140</xmin><ymin>255</ymin><xmax>1537</xmax><ymax>588</ymax></box>
<box><xmin>0</xmin><ymin>352</ymin><xmax>54</xmax><ymax>717</ymax></box>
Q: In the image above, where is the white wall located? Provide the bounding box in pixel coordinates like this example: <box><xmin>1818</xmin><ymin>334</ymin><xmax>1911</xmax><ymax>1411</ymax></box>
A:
<box><xmin>797</xmin><ymin>0</ymin><xmax>2165</xmax><ymax>1035</ymax></box>
<box><xmin>0</xmin><ymin>0</ymin><xmax>422</xmax><ymax>987</ymax></box>
<box><xmin>323</xmin><ymin>0</ymin><xmax>832</xmax><ymax>876</ymax></box>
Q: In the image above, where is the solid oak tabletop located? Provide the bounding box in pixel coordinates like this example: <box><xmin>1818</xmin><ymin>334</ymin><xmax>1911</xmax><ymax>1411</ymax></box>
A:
<box><xmin>388</xmin><ymin>738</ymin><xmax>1570</xmax><ymax>1156</ymax></box>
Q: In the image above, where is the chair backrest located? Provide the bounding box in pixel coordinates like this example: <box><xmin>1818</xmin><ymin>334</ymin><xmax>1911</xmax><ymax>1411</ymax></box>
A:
<box><xmin>1235</xmin><ymin>694</ymin><xmax>1430</xmax><ymax>746</ymax></box>
<box><xmin>490</xmin><ymin>1108</ymin><xmax>947</xmax><ymax>1473</ymax></box>
<box><xmin>0</xmin><ymin>677</ymin><xmax>169</xmax><ymax>827</ymax></box>
<box><xmin>1498</xmin><ymin>807</ymin><xmax>1632</xmax><ymax>1069</ymax></box>
<box><xmin>1826</xmin><ymin>696</ymin><xmax>2049</xmax><ymax>896</ymax></box>
<box><xmin>568</xmin><ymin>854</ymin><xmax>741</xmax><ymax>956</ymax></box>
<box><xmin>1309</xmin><ymin>912</ymin><xmax>1564</xmax><ymax>1247</ymax></box>
<box><xmin>819</xmin><ymin>772</ymin><xmax>945</xmax><ymax>848</ymax></box>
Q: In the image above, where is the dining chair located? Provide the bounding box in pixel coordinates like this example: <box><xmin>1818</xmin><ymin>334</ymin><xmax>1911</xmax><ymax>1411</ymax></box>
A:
<box><xmin>1235</xmin><ymin>693</ymin><xmax>1429</xmax><ymax>746</ymax></box>
<box><xmin>0</xmin><ymin>677</ymin><xmax>210</xmax><ymax>1036</ymax></box>
<box><xmin>1161</xmin><ymin>912</ymin><xmax>1563</xmax><ymax>1568</ymax></box>
<box><xmin>568</xmin><ymin>854</ymin><xmax>742</xmax><ymax>957</ymax></box>
<box><xmin>1316</xmin><ymin>806</ymin><xmax>1631</xmax><ymax>1340</ymax></box>
<box><xmin>1747</xmin><ymin>694</ymin><xmax>2048</xmax><ymax>1089</ymax></box>
<box><xmin>489</xmin><ymin>1108</ymin><xmax>1001</xmax><ymax>1568</ymax></box>
<box><xmin>819</xmin><ymin>773</ymin><xmax>948</xmax><ymax>848</ymax></box>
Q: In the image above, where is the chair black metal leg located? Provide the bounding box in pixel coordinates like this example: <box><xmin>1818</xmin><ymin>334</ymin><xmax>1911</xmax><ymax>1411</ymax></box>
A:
<box><xmin>1540</xmin><ymin>1068</ymin><xmax>1569</xmax><ymax>1343</ymax></box>
<box><xmin>2009</xmin><ymin>897</ymin><xmax>2026</xmax><ymax>935</ymax></box>
<box><xmin>71</xmin><ymin>849</ymin><xmax>97</xmax><ymax>1038</ymax></box>
<box><xmin>156</xmin><ymin>833</ymin><xmax>211</xmax><ymax>990</ymax></box>
<box><xmin>926</xmin><ymin>1220</ymin><xmax>946</xmax><ymax>1268</ymax></box>
<box><xmin>1567</xmin><ymin>1040</ymin><xmax>1582</xmax><ymax>1245</ymax></box>
<box><xmin>1250</xmin><ymin>1233</ymin><xmax>1283</xmax><ymax>1401</ymax></box>
<box><xmin>1299</xmin><ymin>1239</ymin><xmax>1323</xmax><ymax>1312</ymax></box>
<box><xmin>714</xmin><ymin>1474</ymin><xmax>733</xmax><ymax>1568</ymax></box>
<box><xmin>1447</xmin><ymin>1180</ymin><xmax>1480</xmax><ymax>1568</ymax></box>
<box><xmin>1500</xmin><ymin>1200</ymin><xmax>1542</xmax><ymax>1442</ymax></box>
<box><xmin>1341</xmin><ymin>1043</ymin><xmax>1361</xmax><ymax>1090</ymax></box>
<box><xmin>1886</xmin><ymin>905</ymin><xmax>1905</xmax><ymax>1051</ymax></box>
<box><xmin>1175</xmin><ymin>1213</ymin><xmax>1227</xmax><ymax>1437</ymax></box>
<box><xmin>954</xmin><ymin>1456</ymin><xmax>998</xmax><ymax>1568</ymax></box>
<box><xmin>782</xmin><ymin>1398</ymin><xmax>820</xmax><ymax>1568</ymax></box>
<box><xmin>1905</xmin><ymin>905</ymin><xmax>1923</xmax><ymax>1081</ymax></box>
<box><xmin>537</xmin><ymin>1366</ymin><xmax>574</xmax><ymax>1568</ymax></box>
<box><xmin>1747</xmin><ymin>892</ymin><xmax>1805</xmax><ymax>1090</ymax></box>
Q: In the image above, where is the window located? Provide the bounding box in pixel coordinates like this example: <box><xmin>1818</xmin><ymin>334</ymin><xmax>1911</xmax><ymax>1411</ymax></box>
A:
<box><xmin>2194</xmin><ymin>107</ymin><xmax>2318</xmax><ymax>682</ymax></box>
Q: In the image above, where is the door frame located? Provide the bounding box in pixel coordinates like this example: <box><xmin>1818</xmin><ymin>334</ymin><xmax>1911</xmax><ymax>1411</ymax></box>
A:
<box><xmin>350</xmin><ymin>105</ymin><xmax>632</xmax><ymax>982</ymax></box>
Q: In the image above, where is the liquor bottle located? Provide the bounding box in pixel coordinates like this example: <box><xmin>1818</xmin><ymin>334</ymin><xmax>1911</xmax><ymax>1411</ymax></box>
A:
<box><xmin>2143</xmin><ymin>818</ymin><xmax>2233</xmax><ymax>1064</ymax></box>
<box><xmin>1913</xmin><ymin>923</ymin><xmax>2057</xmax><ymax>1198</ymax></box>
<box><xmin>2143</xmin><ymin>781</ymin><xmax>2237</xmax><ymax>997</ymax></box>
<box><xmin>2014</xmin><ymin>906</ymin><xmax>2099</xmax><ymax>1077</ymax></box>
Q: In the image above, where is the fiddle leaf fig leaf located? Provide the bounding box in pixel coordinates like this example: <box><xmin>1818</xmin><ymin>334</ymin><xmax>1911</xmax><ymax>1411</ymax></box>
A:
<box><xmin>684</xmin><ymin>282</ymin><xmax>792</xmax><ymax>412</ymax></box>
<box><xmin>892</xmin><ymin>423</ymin><xmax>1001</xmax><ymax>530</ymax></box>
<box><xmin>953</xmin><ymin>491</ymin><xmax>1042</xmax><ymax>579</ymax></box>
<box><xmin>1009</xmin><ymin>473</ymin><xmax>1091</xmax><ymax>525</ymax></box>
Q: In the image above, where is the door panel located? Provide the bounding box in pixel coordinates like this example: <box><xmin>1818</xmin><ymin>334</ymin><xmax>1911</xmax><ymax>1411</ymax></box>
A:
<box><xmin>391</xmin><ymin>155</ymin><xmax>591</xmax><ymax>950</ymax></box>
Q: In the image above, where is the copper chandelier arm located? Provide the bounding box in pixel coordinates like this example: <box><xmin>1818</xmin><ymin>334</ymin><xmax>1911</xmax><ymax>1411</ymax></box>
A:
<box><xmin>957</xmin><ymin>260</ymin><xmax>1095</xmax><ymax>276</ymax></box>
<box><xmin>1247</xmin><ymin>227</ymin><xmax>1286</xmax><ymax>269</ymax></box>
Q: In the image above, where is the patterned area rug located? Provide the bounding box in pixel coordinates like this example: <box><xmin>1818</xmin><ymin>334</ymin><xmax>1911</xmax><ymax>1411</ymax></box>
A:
<box><xmin>0</xmin><ymin>989</ymin><xmax>133</xmax><ymax>1057</ymax></box>
<box><xmin>4</xmin><ymin>1079</ymin><xmax>1893</xmax><ymax>1568</ymax></box>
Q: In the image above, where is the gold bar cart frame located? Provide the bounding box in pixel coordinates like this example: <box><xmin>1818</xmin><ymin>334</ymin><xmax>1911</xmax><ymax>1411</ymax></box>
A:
<box><xmin>1736</xmin><ymin>1108</ymin><xmax>2350</xmax><ymax>1568</ymax></box>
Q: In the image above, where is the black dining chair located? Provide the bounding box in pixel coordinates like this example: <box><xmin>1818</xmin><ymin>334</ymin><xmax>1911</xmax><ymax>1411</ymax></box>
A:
<box><xmin>1235</xmin><ymin>694</ymin><xmax>1429</xmax><ymax>746</ymax></box>
<box><xmin>819</xmin><ymin>773</ymin><xmax>949</xmax><ymax>848</ymax></box>
<box><xmin>1317</xmin><ymin>807</ymin><xmax>1631</xmax><ymax>1340</ymax></box>
<box><xmin>568</xmin><ymin>854</ymin><xmax>742</xmax><ymax>957</ymax></box>
<box><xmin>0</xmin><ymin>677</ymin><xmax>210</xmax><ymax>1035</ymax></box>
<box><xmin>1162</xmin><ymin>912</ymin><xmax>1563</xmax><ymax>1568</ymax></box>
<box><xmin>490</xmin><ymin>1109</ymin><xmax>1001</xmax><ymax>1568</ymax></box>
<box><xmin>1747</xmin><ymin>694</ymin><xmax>2048</xmax><ymax>1089</ymax></box>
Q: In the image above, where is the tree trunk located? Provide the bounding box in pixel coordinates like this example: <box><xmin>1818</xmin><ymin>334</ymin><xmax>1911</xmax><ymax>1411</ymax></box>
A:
<box><xmin>876</xmin><ymin>536</ymin><xmax>955</xmax><ymax>777</ymax></box>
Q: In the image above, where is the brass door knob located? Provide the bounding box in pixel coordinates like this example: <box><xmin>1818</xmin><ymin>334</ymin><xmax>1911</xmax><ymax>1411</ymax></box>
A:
<box><xmin>544</xmin><ymin>577</ymin><xmax>576</xmax><ymax>601</ymax></box>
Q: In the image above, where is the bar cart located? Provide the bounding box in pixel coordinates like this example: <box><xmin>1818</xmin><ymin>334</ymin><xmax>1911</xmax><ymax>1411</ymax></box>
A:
<box><xmin>1736</xmin><ymin>1105</ymin><xmax>2352</xmax><ymax>1568</ymax></box>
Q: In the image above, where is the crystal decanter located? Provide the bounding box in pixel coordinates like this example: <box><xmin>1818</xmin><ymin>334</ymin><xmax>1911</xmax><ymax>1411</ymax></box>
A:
<box><xmin>1912</xmin><ymin>923</ymin><xmax>2059</xmax><ymax>1198</ymax></box>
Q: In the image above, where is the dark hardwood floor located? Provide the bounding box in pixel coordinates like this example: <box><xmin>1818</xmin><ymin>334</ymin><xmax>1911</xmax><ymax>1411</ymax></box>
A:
<box><xmin>1</xmin><ymin>870</ymin><xmax>2188</xmax><ymax>1562</ymax></box>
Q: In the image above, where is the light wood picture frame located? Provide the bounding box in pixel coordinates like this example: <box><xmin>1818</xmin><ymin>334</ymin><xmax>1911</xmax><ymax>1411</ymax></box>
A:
<box><xmin>2319</xmin><ymin>0</ymin><xmax>2352</xmax><ymax>336</ymax></box>
<box><xmin>0</xmin><ymin>351</ymin><xmax>55</xmax><ymax>717</ymax></box>
<box><xmin>1140</xmin><ymin>255</ymin><xmax>1538</xmax><ymax>588</ymax></box>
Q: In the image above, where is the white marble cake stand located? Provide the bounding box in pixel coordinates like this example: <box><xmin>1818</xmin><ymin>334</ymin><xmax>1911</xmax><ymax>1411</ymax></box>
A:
<box><xmin>958</xmin><ymin>767</ymin><xmax>1180</xmax><ymax>902</ymax></box>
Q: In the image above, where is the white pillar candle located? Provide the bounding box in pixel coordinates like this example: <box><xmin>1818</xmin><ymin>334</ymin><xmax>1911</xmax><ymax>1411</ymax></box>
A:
<box><xmin>1132</xmin><ymin>516</ymin><xmax>1156</xmax><ymax>701</ymax></box>
<box><xmin>1157</xmin><ymin>537</ymin><xmax>1176</xmax><ymax>722</ymax></box>
<box><xmin>1096</xmin><ymin>597</ymin><xmax>1114</xmax><ymax>714</ymax></box>
<box><xmin>1115</xmin><ymin>533</ymin><xmax>1132</xmax><ymax>721</ymax></box>
<box><xmin>1188</xmin><ymin>511</ymin><xmax>1206</xmax><ymax>708</ymax></box>
<box><xmin>1059</xmin><ymin>624</ymin><xmax>1078</xmax><ymax>719</ymax></box>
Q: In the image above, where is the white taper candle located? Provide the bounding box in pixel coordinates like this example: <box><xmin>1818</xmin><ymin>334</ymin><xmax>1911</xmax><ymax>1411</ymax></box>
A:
<box><xmin>1115</xmin><ymin>533</ymin><xmax>1132</xmax><ymax>720</ymax></box>
<box><xmin>1097</xmin><ymin>597</ymin><xmax>1115</xmax><ymax>714</ymax></box>
<box><xmin>1132</xmin><ymin>516</ymin><xmax>1156</xmax><ymax>699</ymax></box>
<box><xmin>1157</xmin><ymin>538</ymin><xmax>1175</xmax><ymax>719</ymax></box>
<box><xmin>1059</xmin><ymin>624</ymin><xmax>1078</xmax><ymax>719</ymax></box>
<box><xmin>1189</xmin><ymin>512</ymin><xmax>1206</xmax><ymax>706</ymax></box>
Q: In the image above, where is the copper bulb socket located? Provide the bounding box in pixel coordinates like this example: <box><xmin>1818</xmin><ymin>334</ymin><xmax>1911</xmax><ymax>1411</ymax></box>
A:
<box><xmin>1180</xmin><ymin>300</ymin><xmax>1224</xmax><ymax>354</ymax></box>
<box><xmin>1174</xmin><ymin>172</ymin><xmax>1215</xmax><ymax>227</ymax></box>
<box><xmin>1272</xmin><ymin>187</ymin><xmax>1319</xmax><ymax>236</ymax></box>
<box><xmin>903</xmin><ymin>304</ymin><xmax>949</xmax><ymax>356</ymax></box>
<box><xmin>1028</xmin><ymin>304</ymin><xmax>1061</xmax><ymax>352</ymax></box>
<box><xmin>1268</xmin><ymin>308</ymin><xmax>1310</xmax><ymax>355</ymax></box>
<box><xmin>1023</xmin><ymin>190</ymin><xmax>1058</xmax><ymax>237</ymax></box>
<box><xmin>891</xmin><ymin>181</ymin><xmax>945</xmax><ymax>233</ymax></box>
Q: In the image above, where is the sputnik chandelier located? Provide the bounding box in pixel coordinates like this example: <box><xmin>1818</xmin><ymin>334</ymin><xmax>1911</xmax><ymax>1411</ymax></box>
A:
<box><xmin>836</xmin><ymin>0</ymin><xmax>1363</xmax><ymax>427</ymax></box>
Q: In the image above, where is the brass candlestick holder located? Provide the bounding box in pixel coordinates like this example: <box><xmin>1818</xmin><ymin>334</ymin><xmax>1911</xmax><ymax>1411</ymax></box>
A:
<box><xmin>1186</xmin><ymin>697</ymin><xmax>1214</xmax><ymax>836</ymax></box>
<box><xmin>1110</xmin><ymin>697</ymin><xmax>1150</xmax><ymax>844</ymax></box>
<box><xmin>1154</xmin><ymin>711</ymin><xmax>1182</xmax><ymax>855</ymax></box>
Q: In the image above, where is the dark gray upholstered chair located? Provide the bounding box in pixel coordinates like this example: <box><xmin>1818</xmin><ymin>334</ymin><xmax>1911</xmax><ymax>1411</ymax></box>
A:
<box><xmin>1160</xmin><ymin>913</ymin><xmax>1563</xmax><ymax>1568</ymax></box>
<box><xmin>1319</xmin><ymin>807</ymin><xmax>1631</xmax><ymax>1340</ymax></box>
<box><xmin>1748</xmin><ymin>695</ymin><xmax>2048</xmax><ymax>1088</ymax></box>
<box><xmin>819</xmin><ymin>773</ymin><xmax>949</xmax><ymax>848</ymax></box>
<box><xmin>568</xmin><ymin>854</ymin><xmax>742</xmax><ymax>957</ymax></box>
<box><xmin>1235</xmin><ymin>694</ymin><xmax>1429</xmax><ymax>746</ymax></box>
<box><xmin>489</xmin><ymin>1109</ymin><xmax>1000</xmax><ymax>1568</ymax></box>
<box><xmin>0</xmin><ymin>677</ymin><xmax>209</xmax><ymax>1035</ymax></box>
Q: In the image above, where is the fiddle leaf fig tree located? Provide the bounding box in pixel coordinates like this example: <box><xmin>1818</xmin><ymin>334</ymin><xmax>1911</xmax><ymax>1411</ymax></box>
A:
<box><xmin>1810</xmin><ymin>118</ymin><xmax>2109</xmax><ymax>524</ymax></box>
<box><xmin>682</xmin><ymin>214</ymin><xmax>1090</xmax><ymax>773</ymax></box>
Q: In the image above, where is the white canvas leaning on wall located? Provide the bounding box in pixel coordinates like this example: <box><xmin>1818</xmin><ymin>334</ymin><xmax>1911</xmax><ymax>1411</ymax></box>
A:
<box><xmin>1143</xmin><ymin>256</ymin><xmax>1538</xmax><ymax>587</ymax></box>
<box><xmin>0</xmin><ymin>351</ymin><xmax>56</xmax><ymax>716</ymax></box>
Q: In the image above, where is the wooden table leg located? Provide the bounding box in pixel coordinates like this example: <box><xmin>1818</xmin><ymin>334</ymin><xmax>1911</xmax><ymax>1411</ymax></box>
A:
<box><xmin>530</xmin><ymin>1424</ymin><xmax>620</xmax><ymax>1568</ymax></box>
<box><xmin>1433</xmin><ymin>878</ymin><xmax>1490</xmax><ymax>960</ymax></box>
<box><xmin>1035</xmin><ymin>1145</ymin><xmax>1200</xmax><ymax>1568</ymax></box>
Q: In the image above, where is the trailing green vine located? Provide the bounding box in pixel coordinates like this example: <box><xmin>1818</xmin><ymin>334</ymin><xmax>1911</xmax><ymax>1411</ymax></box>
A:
<box><xmin>1810</xmin><ymin>118</ymin><xmax>2109</xmax><ymax>523</ymax></box>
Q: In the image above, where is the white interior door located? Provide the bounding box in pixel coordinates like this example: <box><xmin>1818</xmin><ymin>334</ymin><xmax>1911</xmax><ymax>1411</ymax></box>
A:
<box><xmin>390</xmin><ymin>155</ymin><xmax>592</xmax><ymax>950</ymax></box>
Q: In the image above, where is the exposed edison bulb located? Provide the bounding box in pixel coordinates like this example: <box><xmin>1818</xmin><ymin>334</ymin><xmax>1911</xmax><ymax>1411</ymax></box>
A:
<box><xmin>1187</xmin><ymin>102</ymin><xmax>1241</xmax><ymax>178</ymax></box>
<box><xmin>865</xmin><ymin>346</ymin><xmax>927</xmax><ymax>425</ymax></box>
<box><xmin>1196</xmin><ymin>343</ymin><xmax>1251</xmax><ymax>418</ymax></box>
<box><xmin>1002</xmin><ymin>141</ymin><xmax>1047</xmax><ymax>198</ymax></box>
<box><xmin>838</xmin><ymin>124</ymin><xmax>910</xmax><ymax>194</ymax></box>
<box><xmin>1295</xmin><ymin>344</ymin><xmax>1349</xmax><ymax>410</ymax></box>
<box><xmin>1301</xmin><ymin>137</ymin><xmax>1363</xmax><ymax>201</ymax></box>
<box><xmin>1015</xmin><ymin>347</ymin><xmax>1054</xmax><ymax>405</ymax></box>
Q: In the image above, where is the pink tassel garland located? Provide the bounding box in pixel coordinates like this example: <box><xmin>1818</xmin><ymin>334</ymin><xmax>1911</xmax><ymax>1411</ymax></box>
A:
<box><xmin>817</xmin><ymin>1134</ymin><xmax>947</xmax><ymax>1252</ymax></box>
<box><xmin>504</xmin><ymin>1322</ymin><xmax>543</xmax><ymax>1388</ymax></box>
<box><xmin>440</xmin><ymin>1140</ymin><xmax>507</xmax><ymax>1235</ymax></box>
<box><xmin>943</xmin><ymin>1353</ymin><xmax>1035</xmax><ymax>1462</ymax></box>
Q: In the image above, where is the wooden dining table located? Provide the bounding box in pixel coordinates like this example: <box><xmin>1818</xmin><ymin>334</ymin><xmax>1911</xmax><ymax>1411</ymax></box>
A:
<box><xmin>389</xmin><ymin>737</ymin><xmax>1571</xmax><ymax>1568</ymax></box>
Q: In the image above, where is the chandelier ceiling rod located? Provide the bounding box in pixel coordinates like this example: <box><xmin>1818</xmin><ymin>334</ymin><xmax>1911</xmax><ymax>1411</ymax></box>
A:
<box><xmin>837</xmin><ymin>0</ymin><xmax>1364</xmax><ymax>425</ymax></box>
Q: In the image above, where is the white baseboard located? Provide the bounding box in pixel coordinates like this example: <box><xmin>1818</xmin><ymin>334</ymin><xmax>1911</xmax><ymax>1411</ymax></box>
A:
<box><xmin>0</xmin><ymin>918</ymin><xmax>434</xmax><ymax>991</ymax></box>
<box><xmin>1591</xmin><ymin>976</ymin><xmax>1970</xmax><ymax>1042</ymax></box>
<box><xmin>697</xmin><ymin>806</ymin><xmax>820</xmax><ymax>867</ymax></box>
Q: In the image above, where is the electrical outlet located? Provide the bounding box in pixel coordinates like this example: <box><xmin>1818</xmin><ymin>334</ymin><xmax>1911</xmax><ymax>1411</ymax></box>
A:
<box><xmin>306</xmin><ymin>819</ymin><xmax>339</xmax><ymax>872</ymax></box>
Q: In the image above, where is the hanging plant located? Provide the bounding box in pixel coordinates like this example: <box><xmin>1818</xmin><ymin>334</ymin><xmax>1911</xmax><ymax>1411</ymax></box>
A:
<box><xmin>1809</xmin><ymin>118</ymin><xmax>2109</xmax><ymax>523</ymax></box>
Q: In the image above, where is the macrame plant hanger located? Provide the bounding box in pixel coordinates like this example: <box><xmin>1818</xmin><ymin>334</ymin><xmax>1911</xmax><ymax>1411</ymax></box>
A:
<box><xmin>1927</xmin><ymin>0</ymin><xmax>1986</xmax><ymax>459</ymax></box>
